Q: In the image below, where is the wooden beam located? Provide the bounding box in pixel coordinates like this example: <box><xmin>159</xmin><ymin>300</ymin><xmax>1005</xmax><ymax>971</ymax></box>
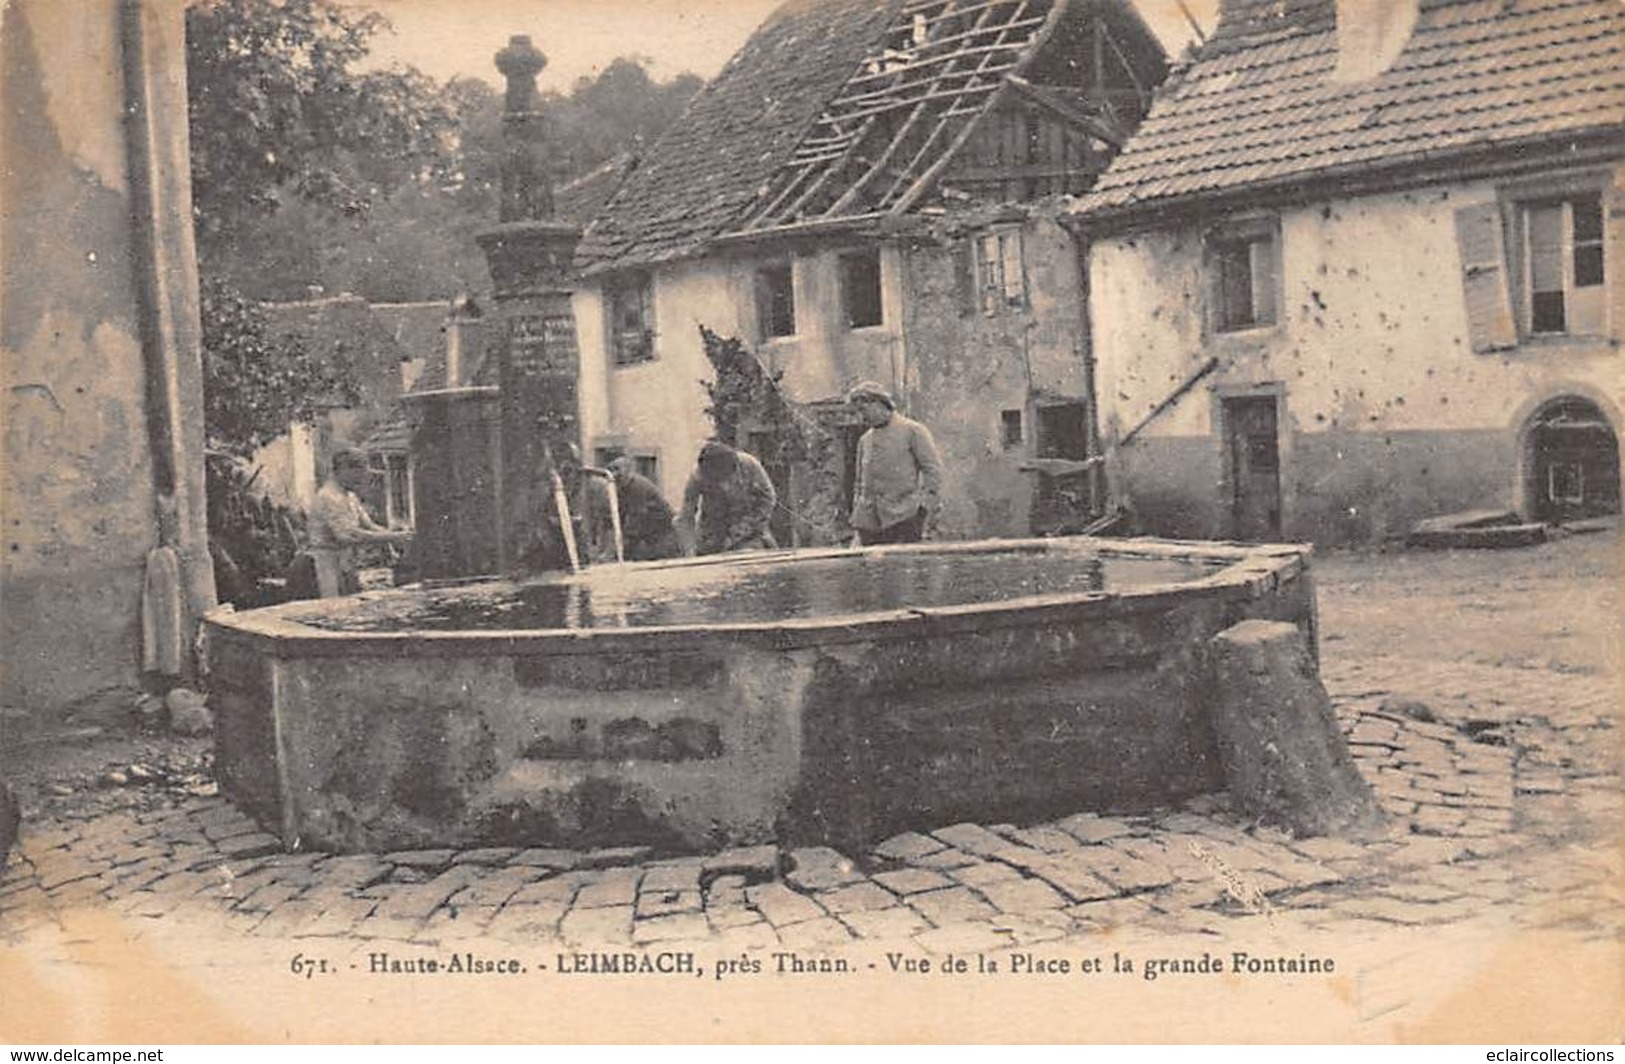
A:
<box><xmin>839</xmin><ymin>16</ymin><xmax>1050</xmax><ymax>87</ymax></box>
<box><xmin>884</xmin><ymin>82</ymin><xmax>1010</xmax><ymax>210</ymax></box>
<box><xmin>824</xmin><ymin>105</ymin><xmax>932</xmax><ymax>216</ymax></box>
<box><xmin>1092</xmin><ymin>17</ymin><xmax>1106</xmax><ymax>105</ymax></box>
<box><xmin>1119</xmin><ymin>358</ymin><xmax>1220</xmax><ymax>447</ymax></box>
<box><xmin>889</xmin><ymin>0</ymin><xmax>1067</xmax><ymax>214</ymax></box>
<box><xmin>948</xmin><ymin>161</ymin><xmax>1094</xmax><ymax>180</ymax></box>
<box><xmin>1005</xmin><ymin>74</ymin><xmax>1125</xmax><ymax>145</ymax></box>
<box><xmin>829</xmin><ymin>80</ymin><xmax>1004</xmax><ymax>125</ymax></box>
<box><xmin>834</xmin><ymin>44</ymin><xmax>1032</xmax><ymax>108</ymax></box>
<box><xmin>743</xmin><ymin>162</ymin><xmax>825</xmax><ymax>229</ymax></box>
<box><xmin>773</xmin><ymin>114</ymin><xmax>884</xmax><ymax>222</ymax></box>
<box><xmin>770</xmin><ymin>0</ymin><xmax>1034</xmax><ymax>224</ymax></box>
<box><xmin>1101</xmin><ymin>24</ymin><xmax>1148</xmax><ymax>112</ymax></box>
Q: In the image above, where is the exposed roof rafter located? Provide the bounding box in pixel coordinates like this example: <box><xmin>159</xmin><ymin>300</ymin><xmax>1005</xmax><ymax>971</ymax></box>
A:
<box><xmin>739</xmin><ymin>0</ymin><xmax>1059</xmax><ymax>232</ymax></box>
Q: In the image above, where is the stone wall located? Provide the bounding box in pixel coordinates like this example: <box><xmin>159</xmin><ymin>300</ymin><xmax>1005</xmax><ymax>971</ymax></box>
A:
<box><xmin>1</xmin><ymin>0</ymin><xmax>213</xmax><ymax>721</ymax></box>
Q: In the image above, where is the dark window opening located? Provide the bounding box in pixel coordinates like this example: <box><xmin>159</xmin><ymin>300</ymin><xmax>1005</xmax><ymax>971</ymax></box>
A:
<box><xmin>607</xmin><ymin>272</ymin><xmax>655</xmax><ymax>365</ymax></box>
<box><xmin>1035</xmin><ymin>403</ymin><xmax>1087</xmax><ymax>460</ymax></box>
<box><xmin>1000</xmin><ymin>409</ymin><xmax>1023</xmax><ymax>448</ymax></box>
<box><xmin>840</xmin><ymin>249</ymin><xmax>884</xmax><ymax>329</ymax></box>
<box><xmin>756</xmin><ymin>263</ymin><xmax>796</xmax><ymax>339</ymax></box>
<box><xmin>1213</xmin><ymin>232</ymin><xmax>1277</xmax><ymax>332</ymax></box>
<box><xmin>595</xmin><ymin>445</ymin><xmax>659</xmax><ymax>486</ymax></box>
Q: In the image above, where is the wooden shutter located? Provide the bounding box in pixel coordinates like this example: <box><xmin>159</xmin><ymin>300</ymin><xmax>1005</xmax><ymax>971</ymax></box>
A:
<box><xmin>1001</xmin><ymin>231</ymin><xmax>1026</xmax><ymax>307</ymax></box>
<box><xmin>954</xmin><ymin>238</ymin><xmax>977</xmax><ymax>317</ymax></box>
<box><xmin>754</xmin><ymin>269</ymin><xmax>772</xmax><ymax>339</ymax></box>
<box><xmin>1454</xmin><ymin>202</ymin><xmax>1517</xmax><ymax>352</ymax></box>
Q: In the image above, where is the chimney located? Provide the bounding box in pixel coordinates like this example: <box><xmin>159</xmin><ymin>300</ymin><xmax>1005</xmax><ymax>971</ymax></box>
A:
<box><xmin>1332</xmin><ymin>0</ymin><xmax>1418</xmax><ymax>82</ymax></box>
<box><xmin>444</xmin><ymin>294</ymin><xmax>483</xmax><ymax>388</ymax></box>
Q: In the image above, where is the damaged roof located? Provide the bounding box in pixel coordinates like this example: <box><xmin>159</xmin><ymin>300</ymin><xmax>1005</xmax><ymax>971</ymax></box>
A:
<box><xmin>1074</xmin><ymin>0</ymin><xmax>1625</xmax><ymax>221</ymax></box>
<box><xmin>577</xmin><ymin>0</ymin><xmax>1164</xmax><ymax>274</ymax></box>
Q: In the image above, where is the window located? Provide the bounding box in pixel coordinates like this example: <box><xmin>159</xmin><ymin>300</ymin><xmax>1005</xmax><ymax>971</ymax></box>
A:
<box><xmin>1520</xmin><ymin>193</ymin><xmax>1605</xmax><ymax>336</ymax></box>
<box><xmin>975</xmin><ymin>230</ymin><xmax>1026</xmax><ymax>313</ymax></box>
<box><xmin>1000</xmin><ymin>409</ymin><xmax>1023</xmax><ymax>448</ymax></box>
<box><xmin>1035</xmin><ymin>403</ymin><xmax>1087</xmax><ymax>460</ymax></box>
<box><xmin>840</xmin><ymin>249</ymin><xmax>884</xmax><ymax>328</ymax></box>
<box><xmin>756</xmin><ymin>262</ymin><xmax>796</xmax><ymax>339</ymax></box>
<box><xmin>370</xmin><ymin>453</ymin><xmax>414</xmax><ymax>527</ymax></box>
<box><xmin>1210</xmin><ymin>223</ymin><xmax>1278</xmax><ymax>332</ymax></box>
<box><xmin>606</xmin><ymin>272</ymin><xmax>655</xmax><ymax>366</ymax></box>
<box><xmin>594</xmin><ymin>445</ymin><xmax>659</xmax><ymax>484</ymax></box>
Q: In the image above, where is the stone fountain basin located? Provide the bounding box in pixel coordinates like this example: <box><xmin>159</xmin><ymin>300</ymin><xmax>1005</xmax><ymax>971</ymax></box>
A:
<box><xmin>205</xmin><ymin>537</ymin><xmax>1318</xmax><ymax>854</ymax></box>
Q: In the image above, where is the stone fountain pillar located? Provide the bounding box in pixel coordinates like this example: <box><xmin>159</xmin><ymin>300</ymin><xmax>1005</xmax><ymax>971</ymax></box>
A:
<box><xmin>477</xmin><ymin>35</ymin><xmax>585</xmax><ymax>573</ymax></box>
<box><xmin>405</xmin><ymin>35</ymin><xmax>584</xmax><ymax>581</ymax></box>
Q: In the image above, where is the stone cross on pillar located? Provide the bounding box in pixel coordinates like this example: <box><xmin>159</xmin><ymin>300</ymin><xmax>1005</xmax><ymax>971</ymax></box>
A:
<box><xmin>494</xmin><ymin>34</ymin><xmax>554</xmax><ymax>223</ymax></box>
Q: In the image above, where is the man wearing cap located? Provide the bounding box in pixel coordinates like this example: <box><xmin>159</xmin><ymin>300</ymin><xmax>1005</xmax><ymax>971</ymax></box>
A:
<box><xmin>679</xmin><ymin>440</ymin><xmax>779</xmax><ymax>555</ymax></box>
<box><xmin>847</xmin><ymin>381</ymin><xmax>943</xmax><ymax>545</ymax></box>
<box><xmin>306</xmin><ymin>447</ymin><xmax>412</xmax><ymax>597</ymax></box>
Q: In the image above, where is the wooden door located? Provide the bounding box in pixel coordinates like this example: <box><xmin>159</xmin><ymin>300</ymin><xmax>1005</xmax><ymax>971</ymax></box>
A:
<box><xmin>1225</xmin><ymin>396</ymin><xmax>1281</xmax><ymax>541</ymax></box>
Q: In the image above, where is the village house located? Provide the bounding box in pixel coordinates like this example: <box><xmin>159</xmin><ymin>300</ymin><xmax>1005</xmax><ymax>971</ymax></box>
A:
<box><xmin>252</xmin><ymin>293</ymin><xmax>458</xmax><ymax>527</ymax></box>
<box><xmin>569</xmin><ymin>0</ymin><xmax>1166</xmax><ymax>543</ymax></box>
<box><xmin>1073</xmin><ymin>0</ymin><xmax>1625</xmax><ymax>544</ymax></box>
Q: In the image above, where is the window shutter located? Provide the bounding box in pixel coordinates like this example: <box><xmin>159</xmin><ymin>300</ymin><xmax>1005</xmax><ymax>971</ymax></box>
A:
<box><xmin>1001</xmin><ymin>231</ymin><xmax>1025</xmax><ymax>306</ymax></box>
<box><xmin>1250</xmin><ymin>237</ymin><xmax>1278</xmax><ymax>325</ymax></box>
<box><xmin>954</xmin><ymin>239</ymin><xmax>977</xmax><ymax>317</ymax></box>
<box><xmin>754</xmin><ymin>270</ymin><xmax>772</xmax><ymax>338</ymax></box>
<box><xmin>1610</xmin><ymin>186</ymin><xmax>1625</xmax><ymax>346</ymax></box>
<box><xmin>1454</xmin><ymin>203</ymin><xmax>1517</xmax><ymax>352</ymax></box>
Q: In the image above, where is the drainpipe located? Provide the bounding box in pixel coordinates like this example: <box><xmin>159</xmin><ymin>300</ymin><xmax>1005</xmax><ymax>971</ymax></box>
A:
<box><xmin>1072</xmin><ymin>227</ymin><xmax>1106</xmax><ymax>515</ymax></box>
<box><xmin>120</xmin><ymin>0</ymin><xmax>216</xmax><ymax>676</ymax></box>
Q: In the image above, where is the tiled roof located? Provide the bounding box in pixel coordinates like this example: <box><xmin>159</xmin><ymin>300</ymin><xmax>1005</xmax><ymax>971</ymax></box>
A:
<box><xmin>1074</xmin><ymin>0</ymin><xmax>1625</xmax><ymax>219</ymax></box>
<box><xmin>576</xmin><ymin>0</ymin><xmax>900</xmax><ymax>273</ymax></box>
<box><xmin>556</xmin><ymin>152</ymin><xmax>639</xmax><ymax>227</ymax></box>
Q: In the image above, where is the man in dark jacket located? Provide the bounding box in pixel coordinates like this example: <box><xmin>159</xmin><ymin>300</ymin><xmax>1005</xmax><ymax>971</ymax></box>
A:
<box><xmin>607</xmin><ymin>457</ymin><xmax>681</xmax><ymax>561</ymax></box>
<box><xmin>679</xmin><ymin>440</ymin><xmax>778</xmax><ymax>555</ymax></box>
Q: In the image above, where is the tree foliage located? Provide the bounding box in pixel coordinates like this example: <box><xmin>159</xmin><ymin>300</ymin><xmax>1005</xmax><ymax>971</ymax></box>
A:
<box><xmin>185</xmin><ymin>0</ymin><xmax>458</xmax><ymax>262</ymax></box>
<box><xmin>189</xmin><ymin>20</ymin><xmax>702</xmax><ymax>302</ymax></box>
<box><xmin>548</xmin><ymin>58</ymin><xmax>705</xmax><ymax>179</ymax></box>
<box><xmin>199</xmin><ymin>277</ymin><xmax>359</xmax><ymax>455</ymax></box>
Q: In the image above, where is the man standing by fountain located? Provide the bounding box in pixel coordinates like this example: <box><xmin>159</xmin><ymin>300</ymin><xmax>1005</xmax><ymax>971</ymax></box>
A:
<box><xmin>520</xmin><ymin>444</ymin><xmax>617</xmax><ymax>570</ymax></box>
<box><xmin>679</xmin><ymin>440</ymin><xmax>778</xmax><ymax>555</ymax></box>
<box><xmin>847</xmin><ymin>381</ymin><xmax>943</xmax><ymax>546</ymax></box>
<box><xmin>608</xmin><ymin>457</ymin><xmax>682</xmax><ymax>560</ymax></box>
<box><xmin>308</xmin><ymin>448</ymin><xmax>413</xmax><ymax>597</ymax></box>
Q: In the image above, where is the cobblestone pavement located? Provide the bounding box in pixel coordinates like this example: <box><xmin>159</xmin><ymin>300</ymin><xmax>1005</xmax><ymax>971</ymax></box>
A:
<box><xmin>3</xmin><ymin>532</ymin><xmax>1620</xmax><ymax>958</ymax></box>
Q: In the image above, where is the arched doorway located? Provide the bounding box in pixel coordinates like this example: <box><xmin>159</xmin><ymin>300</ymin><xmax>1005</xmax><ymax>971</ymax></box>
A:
<box><xmin>1524</xmin><ymin>397</ymin><xmax>1621</xmax><ymax>522</ymax></box>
